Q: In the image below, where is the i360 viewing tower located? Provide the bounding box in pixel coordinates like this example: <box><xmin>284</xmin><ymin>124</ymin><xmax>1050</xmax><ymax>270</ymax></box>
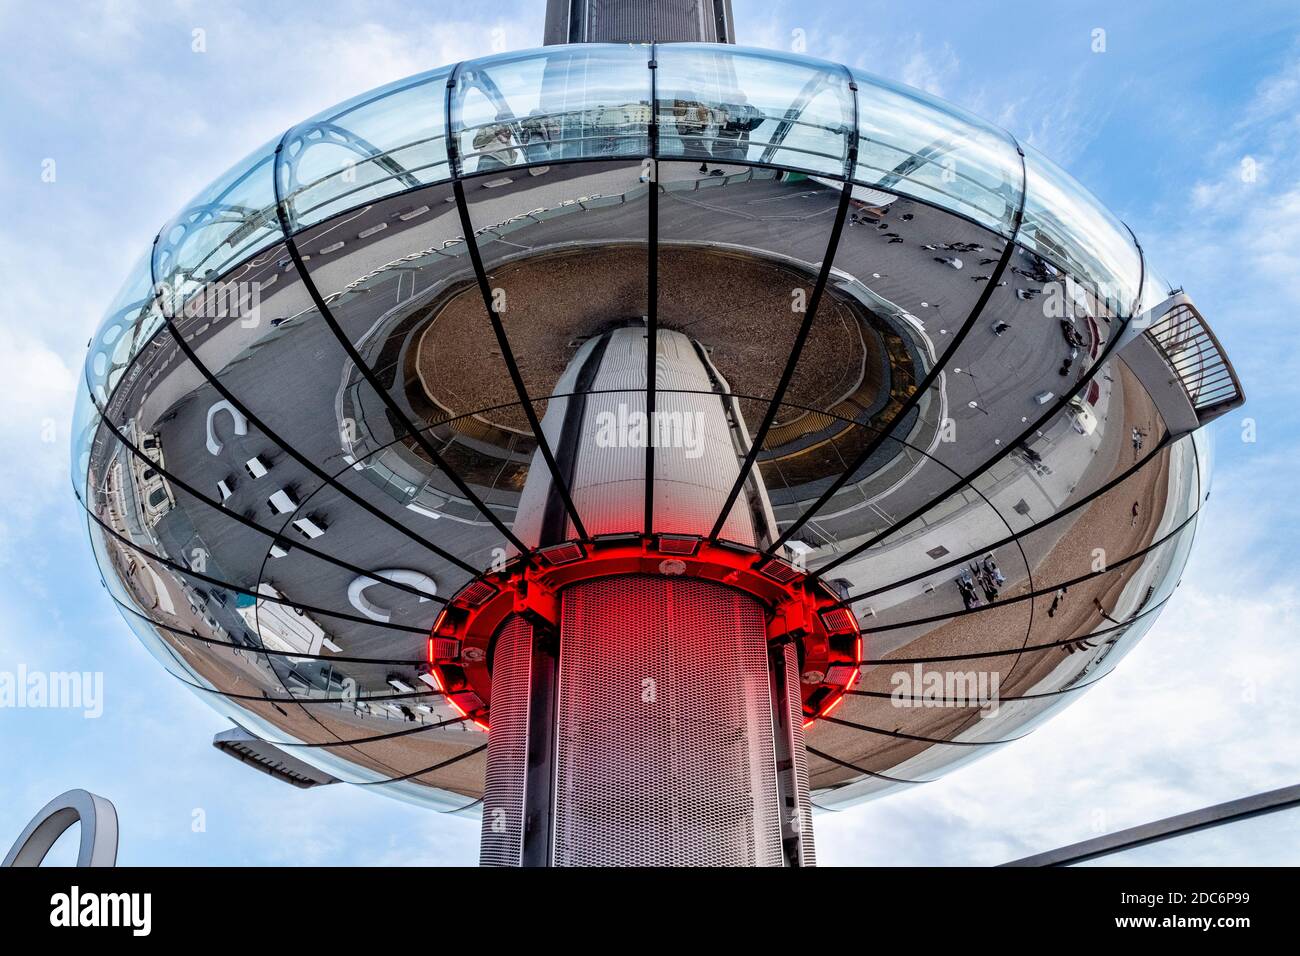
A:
<box><xmin>74</xmin><ymin>0</ymin><xmax>1243</xmax><ymax>865</ymax></box>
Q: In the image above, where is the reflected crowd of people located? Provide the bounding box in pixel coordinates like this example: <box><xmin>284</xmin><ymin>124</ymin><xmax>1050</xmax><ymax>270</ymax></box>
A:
<box><xmin>464</xmin><ymin>92</ymin><xmax>769</xmax><ymax>175</ymax></box>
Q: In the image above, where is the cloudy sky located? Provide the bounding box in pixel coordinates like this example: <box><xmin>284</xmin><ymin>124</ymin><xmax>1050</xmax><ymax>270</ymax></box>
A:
<box><xmin>1</xmin><ymin>0</ymin><xmax>1296</xmax><ymax>865</ymax></box>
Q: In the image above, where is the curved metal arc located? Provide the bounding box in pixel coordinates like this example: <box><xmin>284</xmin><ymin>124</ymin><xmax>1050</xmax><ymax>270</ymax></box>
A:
<box><xmin>270</xmin><ymin>134</ymin><xmax>530</xmax><ymax>557</ymax></box>
<box><xmin>80</xmin><ymin>500</ymin><xmax>431</xmax><ymax>636</ymax></box>
<box><xmin>270</xmin><ymin>711</ymin><xmax>479</xmax><ymax>749</ymax></box>
<box><xmin>845</xmin><ymin>509</ymin><xmax>1197</xmax><ymax>629</ymax></box>
<box><xmin>805</xmin><ymin>745</ymin><xmax>927</xmax><ymax>787</ymax></box>
<box><xmin>848</xmin><ymin>666</ymin><xmax>1111</xmax><ymax>705</ymax></box>
<box><xmin>823</xmin><ymin>714</ymin><xmax>1032</xmax><ymax>747</ymax></box>
<box><xmin>443</xmin><ymin>58</ymin><xmax>589</xmax><ymax>545</ymax></box>
<box><xmin>771</xmin><ymin>140</ymin><xmax>1030</xmax><ymax>554</ymax></box>
<box><xmin>140</xmin><ymin>276</ymin><xmax>477</xmax><ymax>575</ymax></box>
<box><xmin>706</xmin><ymin>63</ymin><xmax>860</xmax><ymax>543</ymax></box>
<box><xmin>644</xmin><ymin>42</ymin><xmax>659</xmax><ymax>536</ymax></box>
<box><xmin>105</xmin><ymin>591</ymin><xmax>430</xmax><ymax>667</ymax></box>
<box><xmin>3</xmin><ymin>790</ymin><xmax>118</xmax><ymax>868</ymax></box>
<box><xmin>87</xmin><ymin>386</ymin><xmax>444</xmax><ymax>606</ymax></box>
<box><xmin>355</xmin><ymin>743</ymin><xmax>487</xmax><ymax>786</ymax></box>
<box><xmin>855</xmin><ymin>594</ymin><xmax>1172</xmax><ymax>665</ymax></box>
<box><xmin>849</xmin><ymin>431</ymin><xmax>1175</xmax><ymax>603</ymax></box>
<box><xmin>814</xmin><ymin>306</ymin><xmax>1147</xmax><ymax>581</ymax></box>
<box><xmin>162</xmin><ymin>666</ymin><xmax>445</xmax><ymax>707</ymax></box>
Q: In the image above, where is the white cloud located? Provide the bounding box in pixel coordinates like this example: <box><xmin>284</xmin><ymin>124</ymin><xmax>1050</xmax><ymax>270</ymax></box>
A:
<box><xmin>817</xmin><ymin>544</ymin><xmax>1300</xmax><ymax>865</ymax></box>
<box><xmin>899</xmin><ymin>37</ymin><xmax>960</xmax><ymax>98</ymax></box>
<box><xmin>0</xmin><ymin>326</ymin><xmax>76</xmax><ymax>560</ymax></box>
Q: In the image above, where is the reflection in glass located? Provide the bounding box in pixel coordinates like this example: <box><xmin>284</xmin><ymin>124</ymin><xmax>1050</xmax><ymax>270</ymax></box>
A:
<box><xmin>279</xmin><ymin>67</ymin><xmax>453</xmax><ymax>231</ymax></box>
<box><xmin>452</xmin><ymin>45</ymin><xmax>651</xmax><ymax>175</ymax></box>
<box><xmin>153</xmin><ymin>138</ymin><xmax>283</xmax><ymax>315</ymax></box>
<box><xmin>656</xmin><ymin>44</ymin><xmax>853</xmax><ymax>176</ymax></box>
<box><xmin>1019</xmin><ymin>144</ymin><xmax>1143</xmax><ymax>318</ymax></box>
<box><xmin>850</xmin><ymin>68</ymin><xmax>1023</xmax><ymax>235</ymax></box>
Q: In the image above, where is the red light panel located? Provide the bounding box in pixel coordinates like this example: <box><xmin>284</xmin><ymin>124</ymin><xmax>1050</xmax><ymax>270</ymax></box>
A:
<box><xmin>656</xmin><ymin>535</ymin><xmax>700</xmax><ymax>556</ymax></box>
<box><xmin>824</xmin><ymin>664</ymin><xmax>859</xmax><ymax>686</ymax></box>
<box><xmin>429</xmin><ymin>637</ymin><xmax>460</xmax><ymax>661</ymax></box>
<box><xmin>758</xmin><ymin>558</ymin><xmax>802</xmax><ymax>584</ymax></box>
<box><xmin>538</xmin><ymin>541</ymin><xmax>586</xmax><ymax>565</ymax></box>
<box><xmin>458</xmin><ymin>579</ymin><xmax>499</xmax><ymax>607</ymax></box>
<box><xmin>819</xmin><ymin>606</ymin><xmax>857</xmax><ymax>633</ymax></box>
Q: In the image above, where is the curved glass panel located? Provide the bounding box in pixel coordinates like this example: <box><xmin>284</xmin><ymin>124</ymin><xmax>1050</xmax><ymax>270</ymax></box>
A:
<box><xmin>452</xmin><ymin>44</ymin><xmax>651</xmax><ymax>175</ymax></box>
<box><xmin>82</xmin><ymin>249</ymin><xmax>169</xmax><ymax>411</ymax></box>
<box><xmin>1191</xmin><ymin>418</ymin><xmax>1214</xmax><ymax>505</ymax></box>
<box><xmin>850</xmin><ymin>68</ymin><xmax>1023</xmax><ymax>236</ymax></box>
<box><xmin>811</xmin><ymin>517</ymin><xmax>1199</xmax><ymax>806</ymax></box>
<box><xmin>1019</xmin><ymin>144</ymin><xmax>1143</xmax><ymax>318</ymax></box>
<box><xmin>83</xmin><ymin>529</ymin><xmax>194</xmax><ymax>683</ymax></box>
<box><xmin>1137</xmin><ymin>264</ymin><xmax>1174</xmax><ymax>325</ymax></box>
<box><xmin>153</xmin><ymin>137</ymin><xmax>283</xmax><ymax>316</ymax></box>
<box><xmin>279</xmin><ymin>67</ymin><xmax>453</xmax><ymax>231</ymax></box>
<box><xmin>71</xmin><ymin>375</ymin><xmax>103</xmax><ymax>502</ymax></box>
<box><xmin>655</xmin><ymin>44</ymin><xmax>852</xmax><ymax>177</ymax></box>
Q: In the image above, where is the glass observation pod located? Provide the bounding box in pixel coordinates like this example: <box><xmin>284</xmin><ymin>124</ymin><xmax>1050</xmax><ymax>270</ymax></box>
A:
<box><xmin>74</xmin><ymin>41</ymin><xmax>1243</xmax><ymax>820</ymax></box>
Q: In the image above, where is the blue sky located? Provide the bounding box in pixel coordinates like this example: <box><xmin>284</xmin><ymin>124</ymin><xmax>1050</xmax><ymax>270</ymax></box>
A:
<box><xmin>1</xmin><ymin>0</ymin><xmax>1296</xmax><ymax>865</ymax></box>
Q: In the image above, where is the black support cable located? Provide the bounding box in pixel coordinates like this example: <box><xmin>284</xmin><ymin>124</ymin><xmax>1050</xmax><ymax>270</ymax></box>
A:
<box><xmin>162</xmin><ymin>670</ymin><xmax>445</xmax><ymax>707</ymax></box>
<box><xmin>355</xmin><ymin>743</ymin><xmax>487</xmax><ymax>786</ymax></box>
<box><xmin>145</xmin><ymin>255</ymin><xmax>480</xmax><ymax>577</ymax></box>
<box><xmin>848</xmin><ymin>667</ymin><xmax>1110</xmax><ymax>705</ymax></box>
<box><xmin>814</xmin><ymin>191</ymin><xmax>1150</xmax><ymax>580</ymax></box>
<box><xmin>80</xmin><ymin>500</ymin><xmax>432</xmax><ymax>636</ymax></box>
<box><xmin>450</xmin><ymin>177</ymin><xmax>590</xmax><ymax>542</ymax></box>
<box><xmin>823</xmin><ymin>714</ymin><xmax>1032</xmax><ymax>747</ymax></box>
<box><xmin>770</xmin><ymin>141</ymin><xmax>1030</xmax><ymax>554</ymax></box>
<box><xmin>850</xmin><ymin>430</ymin><xmax>1175</xmax><ymax>603</ymax></box>
<box><xmin>441</xmin><ymin>797</ymin><xmax>484</xmax><ymax>814</ymax></box>
<box><xmin>644</xmin><ymin>44</ymin><xmax>659</xmax><ymax>536</ymax></box>
<box><xmin>846</xmin><ymin>509</ymin><xmax>1196</xmax><ymax>628</ymax></box>
<box><xmin>855</xmin><ymin>594</ymin><xmax>1171</xmax><ymax>666</ymax></box>
<box><xmin>706</xmin><ymin>71</ymin><xmax>861</xmax><ymax>542</ymax></box>
<box><xmin>106</xmin><ymin>592</ymin><xmax>429</xmax><ymax>667</ymax></box>
<box><xmin>271</xmin><ymin>711</ymin><xmax>478</xmax><ymax>748</ymax></box>
<box><xmin>816</xmin><ymin>319</ymin><xmax>1140</xmax><ymax>581</ymax></box>
<box><xmin>271</xmin><ymin>140</ymin><xmax>531</xmax><ymax>558</ymax></box>
<box><xmin>88</xmin><ymin>389</ymin><xmax>443</xmax><ymax>605</ymax></box>
<box><xmin>445</xmin><ymin>67</ymin><xmax>590</xmax><ymax>543</ymax></box>
<box><xmin>805</xmin><ymin>745</ymin><xmax>926</xmax><ymax>786</ymax></box>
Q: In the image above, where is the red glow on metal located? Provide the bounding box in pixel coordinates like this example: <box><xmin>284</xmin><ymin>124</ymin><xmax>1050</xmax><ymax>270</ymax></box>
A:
<box><xmin>818</xmin><ymin>606</ymin><xmax>857</xmax><ymax>634</ymax></box>
<box><xmin>427</xmin><ymin>535</ymin><xmax>858</xmax><ymax>731</ymax></box>
<box><xmin>656</xmin><ymin>534</ymin><xmax>700</xmax><ymax>556</ymax></box>
<box><xmin>825</xmin><ymin>664</ymin><xmax>858</xmax><ymax>686</ymax></box>
<box><xmin>431</xmin><ymin>607</ymin><xmax>451</xmax><ymax>636</ymax></box>
<box><xmin>538</xmin><ymin>541</ymin><xmax>586</xmax><ymax>565</ymax></box>
<box><xmin>458</xmin><ymin>578</ymin><xmax>498</xmax><ymax>607</ymax></box>
<box><xmin>758</xmin><ymin>557</ymin><xmax>802</xmax><ymax>584</ymax></box>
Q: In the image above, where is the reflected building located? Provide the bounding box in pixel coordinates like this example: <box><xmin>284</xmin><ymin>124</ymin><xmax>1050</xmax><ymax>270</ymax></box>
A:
<box><xmin>72</xmin><ymin>0</ymin><xmax>1243</xmax><ymax>866</ymax></box>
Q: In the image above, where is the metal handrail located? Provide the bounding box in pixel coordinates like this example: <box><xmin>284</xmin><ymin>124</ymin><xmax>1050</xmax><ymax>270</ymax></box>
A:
<box><xmin>1145</xmin><ymin>301</ymin><xmax>1244</xmax><ymax>421</ymax></box>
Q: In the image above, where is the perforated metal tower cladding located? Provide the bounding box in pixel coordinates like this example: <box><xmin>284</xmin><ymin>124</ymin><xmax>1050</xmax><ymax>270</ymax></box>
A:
<box><xmin>783</xmin><ymin>642</ymin><xmax>816</xmax><ymax>865</ymax></box>
<box><xmin>554</xmin><ymin>575</ymin><xmax>784</xmax><ymax>865</ymax></box>
<box><xmin>480</xmin><ymin>617</ymin><xmax>533</xmax><ymax>866</ymax></box>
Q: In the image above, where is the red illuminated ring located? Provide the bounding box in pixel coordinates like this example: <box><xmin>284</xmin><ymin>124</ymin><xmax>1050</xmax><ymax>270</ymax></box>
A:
<box><xmin>426</xmin><ymin>535</ymin><xmax>861</xmax><ymax>730</ymax></box>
